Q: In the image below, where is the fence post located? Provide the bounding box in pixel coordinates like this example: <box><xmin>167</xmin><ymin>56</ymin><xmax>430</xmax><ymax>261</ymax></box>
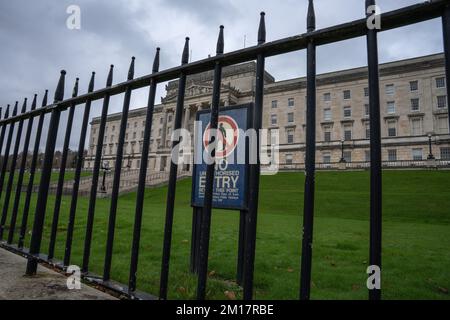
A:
<box><xmin>8</xmin><ymin>94</ymin><xmax>37</xmax><ymax>244</ymax></box>
<box><xmin>47</xmin><ymin>78</ymin><xmax>79</xmax><ymax>260</ymax></box>
<box><xmin>366</xmin><ymin>0</ymin><xmax>382</xmax><ymax>301</ymax></box>
<box><xmin>128</xmin><ymin>48</ymin><xmax>160</xmax><ymax>293</ymax></box>
<box><xmin>82</xmin><ymin>65</ymin><xmax>114</xmax><ymax>273</ymax></box>
<box><xmin>196</xmin><ymin>25</ymin><xmax>224</xmax><ymax>300</ymax></box>
<box><xmin>26</xmin><ymin>71</ymin><xmax>66</xmax><ymax>275</ymax></box>
<box><xmin>0</xmin><ymin>106</ymin><xmax>8</xmax><ymax>175</ymax></box>
<box><xmin>0</xmin><ymin>99</ymin><xmax>27</xmax><ymax>240</ymax></box>
<box><xmin>159</xmin><ymin>37</ymin><xmax>189</xmax><ymax>300</ymax></box>
<box><xmin>300</xmin><ymin>0</ymin><xmax>317</xmax><ymax>300</ymax></box>
<box><xmin>18</xmin><ymin>91</ymin><xmax>48</xmax><ymax>249</ymax></box>
<box><xmin>242</xmin><ymin>12</ymin><xmax>266</xmax><ymax>301</ymax></box>
<box><xmin>0</xmin><ymin>102</ymin><xmax>18</xmax><ymax>199</ymax></box>
<box><xmin>103</xmin><ymin>58</ymin><xmax>135</xmax><ymax>281</ymax></box>
<box><xmin>64</xmin><ymin>72</ymin><xmax>95</xmax><ymax>267</ymax></box>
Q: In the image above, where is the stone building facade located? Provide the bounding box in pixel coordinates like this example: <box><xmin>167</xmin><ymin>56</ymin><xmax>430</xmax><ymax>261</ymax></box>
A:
<box><xmin>85</xmin><ymin>53</ymin><xmax>450</xmax><ymax>171</ymax></box>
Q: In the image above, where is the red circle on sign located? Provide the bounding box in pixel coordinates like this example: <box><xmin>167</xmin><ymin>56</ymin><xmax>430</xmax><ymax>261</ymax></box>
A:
<box><xmin>203</xmin><ymin>115</ymin><xmax>239</xmax><ymax>159</ymax></box>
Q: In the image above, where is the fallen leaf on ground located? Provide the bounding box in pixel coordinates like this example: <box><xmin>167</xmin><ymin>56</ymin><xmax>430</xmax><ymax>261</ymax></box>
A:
<box><xmin>224</xmin><ymin>291</ymin><xmax>236</xmax><ymax>300</ymax></box>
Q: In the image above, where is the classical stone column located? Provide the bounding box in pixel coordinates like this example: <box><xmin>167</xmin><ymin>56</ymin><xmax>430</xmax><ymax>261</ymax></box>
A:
<box><xmin>160</xmin><ymin>108</ymin><xmax>169</xmax><ymax>148</ymax></box>
<box><xmin>183</xmin><ymin>105</ymin><xmax>191</xmax><ymax>130</ymax></box>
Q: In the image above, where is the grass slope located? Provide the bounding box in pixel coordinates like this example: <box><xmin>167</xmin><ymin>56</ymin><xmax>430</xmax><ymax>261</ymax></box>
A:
<box><xmin>1</xmin><ymin>170</ymin><xmax>449</xmax><ymax>300</ymax></box>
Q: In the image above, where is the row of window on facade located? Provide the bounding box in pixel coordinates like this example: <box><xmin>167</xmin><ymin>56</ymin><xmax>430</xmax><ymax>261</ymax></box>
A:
<box><xmin>270</xmin><ymin>77</ymin><xmax>447</xmax><ymax>110</ymax></box>
<box><xmin>276</xmin><ymin>115</ymin><xmax>449</xmax><ymax>145</ymax></box>
<box><xmin>283</xmin><ymin>147</ymin><xmax>450</xmax><ymax>165</ymax></box>
<box><xmin>270</xmin><ymin>95</ymin><xmax>447</xmax><ymax>127</ymax></box>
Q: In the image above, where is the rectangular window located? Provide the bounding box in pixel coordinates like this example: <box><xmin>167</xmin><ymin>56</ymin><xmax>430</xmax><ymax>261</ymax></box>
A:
<box><xmin>410</xmin><ymin>80</ymin><xmax>418</xmax><ymax>92</ymax></box>
<box><xmin>271</xmin><ymin>100</ymin><xmax>278</xmax><ymax>108</ymax></box>
<box><xmin>324</xmin><ymin>126</ymin><xmax>331</xmax><ymax>142</ymax></box>
<box><xmin>287</xmin><ymin>112</ymin><xmax>294</xmax><ymax>123</ymax></box>
<box><xmin>134</xmin><ymin>122</ymin><xmax>138</xmax><ymax>128</ymax></box>
<box><xmin>436</xmin><ymin>77</ymin><xmax>446</xmax><ymax>88</ymax></box>
<box><xmin>133</xmin><ymin>132</ymin><xmax>136</xmax><ymax>139</ymax></box>
<box><xmin>112</xmin><ymin>125</ymin><xmax>115</xmax><ymax>132</ymax></box>
<box><xmin>411</xmin><ymin>98</ymin><xmax>420</xmax><ymax>112</ymax></box>
<box><xmin>344</xmin><ymin>125</ymin><xmax>352</xmax><ymax>141</ymax></box>
<box><xmin>323</xmin><ymin>108</ymin><xmax>332</xmax><ymax>121</ymax></box>
<box><xmin>343</xmin><ymin>106</ymin><xmax>352</xmax><ymax>118</ymax></box>
<box><xmin>385</xmin><ymin>84</ymin><xmax>395</xmax><ymax>95</ymax></box>
<box><xmin>437</xmin><ymin>95</ymin><xmax>447</xmax><ymax>109</ymax></box>
<box><xmin>168</xmin><ymin>115</ymin><xmax>173</xmax><ymax>122</ymax></box>
<box><xmin>286</xmin><ymin>129</ymin><xmax>294</xmax><ymax>144</ymax></box>
<box><xmin>388</xmin><ymin>120</ymin><xmax>397</xmax><ymax>137</ymax></box>
<box><xmin>160</xmin><ymin>118</ymin><xmax>164</xmax><ymax>124</ymax></box>
<box><xmin>412</xmin><ymin>148</ymin><xmax>423</xmax><ymax>161</ymax></box>
<box><xmin>387</xmin><ymin>101</ymin><xmax>396</xmax><ymax>114</ymax></box>
<box><xmin>323</xmin><ymin>93</ymin><xmax>331</xmax><ymax>102</ymax></box>
<box><xmin>365</xmin><ymin>123</ymin><xmax>370</xmax><ymax>139</ymax></box>
<box><xmin>437</xmin><ymin>116</ymin><xmax>449</xmax><ymax>134</ymax></box>
<box><xmin>110</xmin><ymin>135</ymin><xmax>114</xmax><ymax>142</ymax></box>
<box><xmin>271</xmin><ymin>114</ymin><xmax>277</xmax><ymax>125</ymax></box>
<box><xmin>388</xmin><ymin>149</ymin><xmax>397</xmax><ymax>161</ymax></box>
<box><xmin>141</xmin><ymin>131</ymin><xmax>144</xmax><ymax>138</ymax></box>
<box><xmin>364</xmin><ymin>87</ymin><xmax>369</xmax><ymax>97</ymax></box>
<box><xmin>343</xmin><ymin>90</ymin><xmax>351</xmax><ymax>100</ymax></box>
<box><xmin>323</xmin><ymin>152</ymin><xmax>331</xmax><ymax>164</ymax></box>
<box><xmin>365</xmin><ymin>150</ymin><xmax>370</xmax><ymax>162</ymax></box>
<box><xmin>440</xmin><ymin>147</ymin><xmax>450</xmax><ymax>160</ymax></box>
<box><xmin>411</xmin><ymin>118</ymin><xmax>422</xmax><ymax>136</ymax></box>
<box><xmin>364</xmin><ymin>104</ymin><xmax>370</xmax><ymax>117</ymax></box>
<box><xmin>288</xmin><ymin>98</ymin><xmax>295</xmax><ymax>107</ymax></box>
<box><xmin>285</xmin><ymin>154</ymin><xmax>293</xmax><ymax>165</ymax></box>
<box><xmin>343</xmin><ymin>151</ymin><xmax>352</xmax><ymax>163</ymax></box>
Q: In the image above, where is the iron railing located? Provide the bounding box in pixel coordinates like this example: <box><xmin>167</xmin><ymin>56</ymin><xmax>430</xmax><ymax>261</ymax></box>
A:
<box><xmin>0</xmin><ymin>0</ymin><xmax>449</xmax><ymax>301</ymax></box>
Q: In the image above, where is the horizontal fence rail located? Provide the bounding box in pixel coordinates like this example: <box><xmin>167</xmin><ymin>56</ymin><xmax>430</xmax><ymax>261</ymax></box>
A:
<box><xmin>0</xmin><ymin>0</ymin><xmax>449</xmax><ymax>301</ymax></box>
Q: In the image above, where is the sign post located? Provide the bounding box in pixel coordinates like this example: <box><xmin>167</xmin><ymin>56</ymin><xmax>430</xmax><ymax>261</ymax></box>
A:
<box><xmin>191</xmin><ymin>103</ymin><xmax>252</xmax><ymax>282</ymax></box>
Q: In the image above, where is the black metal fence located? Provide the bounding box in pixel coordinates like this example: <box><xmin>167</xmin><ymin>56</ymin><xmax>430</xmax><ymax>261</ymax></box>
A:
<box><xmin>0</xmin><ymin>0</ymin><xmax>449</xmax><ymax>300</ymax></box>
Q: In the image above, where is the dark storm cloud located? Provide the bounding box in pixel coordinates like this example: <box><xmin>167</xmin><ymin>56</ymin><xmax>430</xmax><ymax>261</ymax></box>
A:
<box><xmin>0</xmin><ymin>0</ymin><xmax>444</xmax><ymax>150</ymax></box>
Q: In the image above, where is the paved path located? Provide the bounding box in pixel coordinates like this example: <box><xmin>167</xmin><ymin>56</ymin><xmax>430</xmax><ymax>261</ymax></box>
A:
<box><xmin>0</xmin><ymin>248</ymin><xmax>115</xmax><ymax>300</ymax></box>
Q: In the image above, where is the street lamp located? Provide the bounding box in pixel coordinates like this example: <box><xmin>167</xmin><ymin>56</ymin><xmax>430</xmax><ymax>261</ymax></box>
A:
<box><xmin>100</xmin><ymin>160</ymin><xmax>110</xmax><ymax>193</ymax></box>
<box><xmin>427</xmin><ymin>133</ymin><xmax>435</xmax><ymax>160</ymax></box>
<box><xmin>339</xmin><ymin>139</ymin><xmax>346</xmax><ymax>163</ymax></box>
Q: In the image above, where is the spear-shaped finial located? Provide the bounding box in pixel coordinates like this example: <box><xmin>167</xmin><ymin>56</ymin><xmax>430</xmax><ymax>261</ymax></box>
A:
<box><xmin>106</xmin><ymin>65</ymin><xmax>114</xmax><ymax>87</ymax></box>
<box><xmin>4</xmin><ymin>104</ymin><xmax>10</xmax><ymax>119</ymax></box>
<box><xmin>72</xmin><ymin>78</ymin><xmax>80</xmax><ymax>98</ymax></box>
<box><xmin>182</xmin><ymin>37</ymin><xmax>190</xmax><ymax>65</ymax></box>
<box><xmin>31</xmin><ymin>94</ymin><xmax>38</xmax><ymax>111</ymax></box>
<box><xmin>366</xmin><ymin>0</ymin><xmax>375</xmax><ymax>11</ymax></box>
<box><xmin>42</xmin><ymin>90</ymin><xmax>49</xmax><ymax>107</ymax></box>
<box><xmin>258</xmin><ymin>12</ymin><xmax>266</xmax><ymax>45</ymax></box>
<box><xmin>153</xmin><ymin>48</ymin><xmax>161</xmax><ymax>73</ymax></box>
<box><xmin>12</xmin><ymin>101</ymin><xmax>18</xmax><ymax>116</ymax></box>
<box><xmin>20</xmin><ymin>98</ymin><xmax>27</xmax><ymax>114</ymax></box>
<box><xmin>128</xmin><ymin>57</ymin><xmax>135</xmax><ymax>80</ymax></box>
<box><xmin>216</xmin><ymin>26</ymin><xmax>224</xmax><ymax>55</ymax></box>
<box><xmin>307</xmin><ymin>0</ymin><xmax>316</xmax><ymax>32</ymax></box>
<box><xmin>54</xmin><ymin>70</ymin><xmax>66</xmax><ymax>102</ymax></box>
<box><xmin>88</xmin><ymin>72</ymin><xmax>96</xmax><ymax>92</ymax></box>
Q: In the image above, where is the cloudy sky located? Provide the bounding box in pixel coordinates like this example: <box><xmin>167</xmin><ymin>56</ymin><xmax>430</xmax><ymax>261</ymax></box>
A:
<box><xmin>0</xmin><ymin>0</ymin><xmax>444</xmax><ymax>150</ymax></box>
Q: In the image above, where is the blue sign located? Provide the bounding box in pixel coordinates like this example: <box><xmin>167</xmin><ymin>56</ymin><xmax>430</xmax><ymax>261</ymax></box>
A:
<box><xmin>191</xmin><ymin>104</ymin><xmax>251</xmax><ymax>210</ymax></box>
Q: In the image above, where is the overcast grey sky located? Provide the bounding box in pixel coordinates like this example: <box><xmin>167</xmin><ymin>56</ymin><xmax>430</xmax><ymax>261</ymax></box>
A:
<box><xmin>0</xmin><ymin>0</ymin><xmax>444</xmax><ymax>150</ymax></box>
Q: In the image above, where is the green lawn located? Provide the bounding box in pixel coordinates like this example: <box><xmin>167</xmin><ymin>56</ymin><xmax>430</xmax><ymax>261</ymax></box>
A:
<box><xmin>9</xmin><ymin>170</ymin><xmax>91</xmax><ymax>186</ymax></box>
<box><xmin>1</xmin><ymin>170</ymin><xmax>449</xmax><ymax>300</ymax></box>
